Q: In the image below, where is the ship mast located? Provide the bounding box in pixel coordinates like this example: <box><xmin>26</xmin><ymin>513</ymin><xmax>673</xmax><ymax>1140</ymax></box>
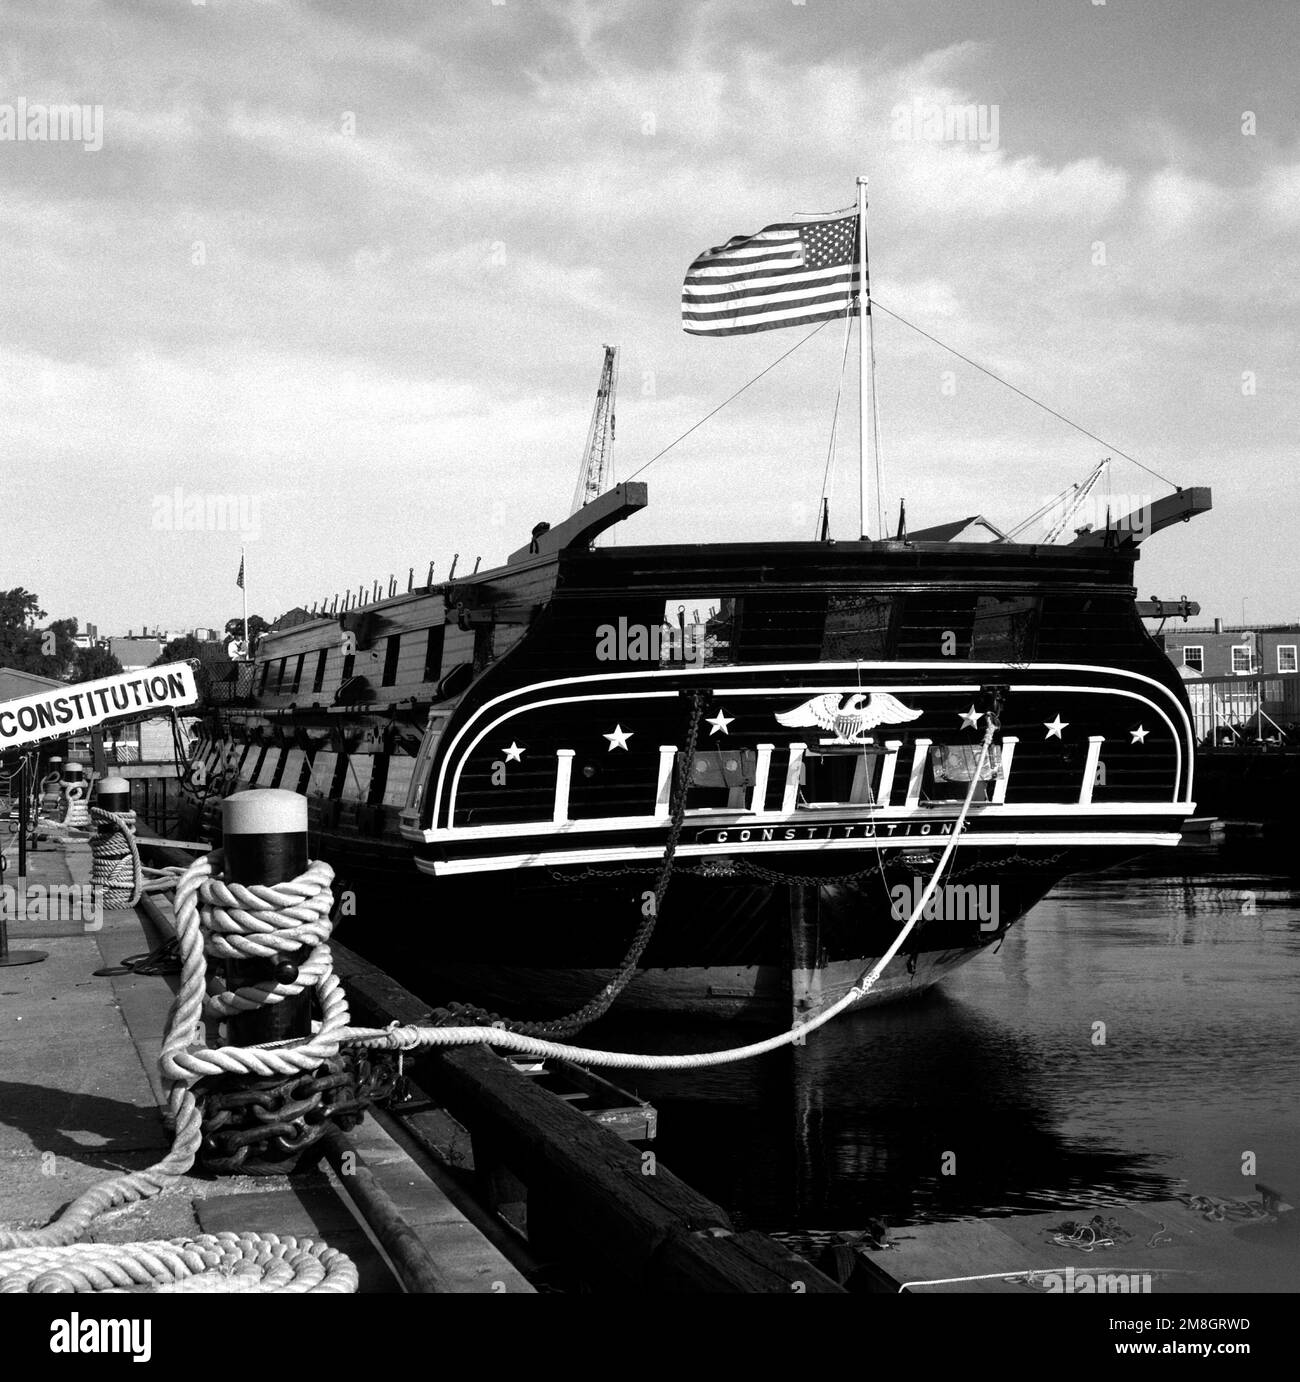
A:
<box><xmin>857</xmin><ymin>177</ymin><xmax>870</xmax><ymax>539</ymax></box>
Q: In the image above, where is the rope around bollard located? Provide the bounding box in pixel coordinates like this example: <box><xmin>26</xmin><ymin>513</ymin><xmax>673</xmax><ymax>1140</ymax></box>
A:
<box><xmin>0</xmin><ymin>850</ymin><xmax>359</xmax><ymax>1293</ymax></box>
<box><xmin>87</xmin><ymin>805</ymin><xmax>205</xmax><ymax>914</ymax></box>
<box><xmin>0</xmin><ymin>720</ymin><xmax>994</xmax><ymax>1290</ymax></box>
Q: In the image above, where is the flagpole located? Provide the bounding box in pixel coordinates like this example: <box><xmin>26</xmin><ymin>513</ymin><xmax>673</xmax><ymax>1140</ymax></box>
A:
<box><xmin>241</xmin><ymin>546</ymin><xmax>249</xmax><ymax>657</ymax></box>
<box><xmin>856</xmin><ymin>175</ymin><xmax>870</xmax><ymax>539</ymax></box>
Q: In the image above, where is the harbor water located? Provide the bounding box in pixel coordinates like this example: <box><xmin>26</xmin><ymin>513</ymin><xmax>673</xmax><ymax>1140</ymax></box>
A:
<box><xmin>602</xmin><ymin>838</ymin><xmax>1300</xmax><ymax>1253</ymax></box>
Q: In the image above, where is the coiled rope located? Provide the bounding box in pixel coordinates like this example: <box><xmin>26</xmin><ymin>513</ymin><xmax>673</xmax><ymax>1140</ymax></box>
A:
<box><xmin>87</xmin><ymin>806</ymin><xmax>186</xmax><ymax>910</ymax></box>
<box><xmin>0</xmin><ymin>853</ymin><xmax>358</xmax><ymax>1293</ymax></box>
<box><xmin>0</xmin><ymin>718</ymin><xmax>994</xmax><ymax>1289</ymax></box>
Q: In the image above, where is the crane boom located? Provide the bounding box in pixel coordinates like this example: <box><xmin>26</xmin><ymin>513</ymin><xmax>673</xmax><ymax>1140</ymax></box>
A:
<box><xmin>569</xmin><ymin>345</ymin><xmax>619</xmax><ymax>516</ymax></box>
<box><xmin>1043</xmin><ymin>457</ymin><xmax>1110</xmax><ymax>543</ymax></box>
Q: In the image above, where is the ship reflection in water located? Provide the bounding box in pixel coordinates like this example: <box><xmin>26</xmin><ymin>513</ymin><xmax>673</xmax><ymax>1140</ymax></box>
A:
<box><xmin>599</xmin><ymin>840</ymin><xmax>1300</xmax><ymax>1234</ymax></box>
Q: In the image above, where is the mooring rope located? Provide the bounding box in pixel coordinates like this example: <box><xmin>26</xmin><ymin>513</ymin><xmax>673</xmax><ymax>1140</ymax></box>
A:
<box><xmin>0</xmin><ymin>854</ymin><xmax>359</xmax><ymax>1293</ymax></box>
<box><xmin>344</xmin><ymin>718</ymin><xmax>997</xmax><ymax>1069</ymax></box>
<box><xmin>88</xmin><ymin>805</ymin><xmax>190</xmax><ymax>910</ymax></box>
<box><xmin>0</xmin><ymin>719</ymin><xmax>993</xmax><ymax>1289</ymax></box>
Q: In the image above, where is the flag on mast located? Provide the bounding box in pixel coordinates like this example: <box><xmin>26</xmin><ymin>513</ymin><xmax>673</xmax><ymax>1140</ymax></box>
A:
<box><xmin>682</xmin><ymin>206</ymin><xmax>864</xmax><ymax>337</ymax></box>
<box><xmin>236</xmin><ymin>554</ymin><xmax>245</xmax><ymax>589</ymax></box>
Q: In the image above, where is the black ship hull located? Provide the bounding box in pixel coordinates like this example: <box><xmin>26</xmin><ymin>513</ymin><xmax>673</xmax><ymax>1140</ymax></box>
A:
<box><xmin>188</xmin><ymin>517</ymin><xmax>1200</xmax><ymax>1023</ymax></box>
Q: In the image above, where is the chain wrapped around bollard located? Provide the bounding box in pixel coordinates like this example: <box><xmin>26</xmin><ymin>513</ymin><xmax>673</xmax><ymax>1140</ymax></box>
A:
<box><xmin>188</xmin><ymin>790</ymin><xmax>388</xmax><ymax>1178</ymax></box>
<box><xmin>196</xmin><ymin>1050</ymin><xmax>401</xmax><ymax>1175</ymax></box>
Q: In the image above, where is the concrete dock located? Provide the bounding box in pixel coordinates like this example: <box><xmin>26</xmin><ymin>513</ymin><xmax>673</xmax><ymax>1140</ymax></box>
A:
<box><xmin>0</xmin><ymin>831</ymin><xmax>532</xmax><ymax>1292</ymax></box>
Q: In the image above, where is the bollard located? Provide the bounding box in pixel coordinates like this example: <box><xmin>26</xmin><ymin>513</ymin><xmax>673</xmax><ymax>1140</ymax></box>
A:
<box><xmin>61</xmin><ymin>761</ymin><xmax>91</xmax><ymax>828</ymax></box>
<box><xmin>0</xmin><ymin>756</ymin><xmax>46</xmax><ymax>967</ymax></box>
<box><xmin>221</xmin><ymin>789</ymin><xmax>312</xmax><ymax>1045</ymax></box>
<box><xmin>89</xmin><ymin>776</ymin><xmax>141</xmax><ymax>908</ymax></box>
<box><xmin>94</xmin><ymin>775</ymin><xmax>132</xmax><ymax>814</ymax></box>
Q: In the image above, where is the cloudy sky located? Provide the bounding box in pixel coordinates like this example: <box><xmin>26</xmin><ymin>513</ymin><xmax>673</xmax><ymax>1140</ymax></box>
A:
<box><xmin>3</xmin><ymin>0</ymin><xmax>1297</xmax><ymax>637</ymax></box>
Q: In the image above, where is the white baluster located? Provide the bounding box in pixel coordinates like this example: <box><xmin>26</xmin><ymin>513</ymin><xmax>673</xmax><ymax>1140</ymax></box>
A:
<box><xmin>653</xmin><ymin>745</ymin><xmax>676</xmax><ymax>820</ymax></box>
<box><xmin>750</xmin><ymin>743</ymin><xmax>774</xmax><ymax>813</ymax></box>
<box><xmin>904</xmin><ymin>739</ymin><xmax>933</xmax><ymax>808</ymax></box>
<box><xmin>1079</xmin><ymin>736</ymin><xmax>1105</xmax><ymax>805</ymax></box>
<box><xmin>876</xmin><ymin>739</ymin><xmax>902</xmax><ymax>806</ymax></box>
<box><xmin>781</xmin><ymin>743</ymin><xmax>807</xmax><ymax>814</ymax></box>
<box><xmin>553</xmin><ymin>749</ymin><xmax>575</xmax><ymax>824</ymax></box>
<box><xmin>991</xmin><ymin>735</ymin><xmax>1018</xmax><ymax>805</ymax></box>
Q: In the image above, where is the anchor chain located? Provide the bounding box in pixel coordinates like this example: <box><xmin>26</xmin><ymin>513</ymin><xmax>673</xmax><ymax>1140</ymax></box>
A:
<box><xmin>197</xmin><ymin>1051</ymin><xmax>399</xmax><ymax>1175</ymax></box>
<box><xmin>430</xmin><ymin>689</ymin><xmax>707</xmax><ymax>1039</ymax></box>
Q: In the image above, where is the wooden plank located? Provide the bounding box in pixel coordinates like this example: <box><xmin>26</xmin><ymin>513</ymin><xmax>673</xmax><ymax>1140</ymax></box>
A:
<box><xmin>333</xmin><ymin>941</ymin><xmax>841</xmax><ymax>1292</ymax></box>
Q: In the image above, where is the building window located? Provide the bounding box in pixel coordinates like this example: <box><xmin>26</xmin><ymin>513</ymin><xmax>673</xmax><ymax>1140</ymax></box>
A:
<box><xmin>1231</xmin><ymin>645</ymin><xmax>1253</xmax><ymax>674</ymax></box>
<box><xmin>1278</xmin><ymin>645</ymin><xmax>1297</xmax><ymax>674</ymax></box>
<box><xmin>1182</xmin><ymin>646</ymin><xmax>1203</xmax><ymax>672</ymax></box>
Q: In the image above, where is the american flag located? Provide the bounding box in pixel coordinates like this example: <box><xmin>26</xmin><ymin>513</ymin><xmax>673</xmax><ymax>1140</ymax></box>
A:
<box><xmin>682</xmin><ymin>208</ymin><xmax>864</xmax><ymax>337</ymax></box>
<box><xmin>236</xmin><ymin>554</ymin><xmax>244</xmax><ymax>589</ymax></box>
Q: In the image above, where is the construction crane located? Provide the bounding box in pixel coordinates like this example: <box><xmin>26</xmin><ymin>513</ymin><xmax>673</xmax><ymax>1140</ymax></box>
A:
<box><xmin>569</xmin><ymin>345</ymin><xmax>619</xmax><ymax>516</ymax></box>
<box><xmin>1006</xmin><ymin>457</ymin><xmax>1112</xmax><ymax>543</ymax></box>
<box><xmin>1044</xmin><ymin>457</ymin><xmax>1110</xmax><ymax>542</ymax></box>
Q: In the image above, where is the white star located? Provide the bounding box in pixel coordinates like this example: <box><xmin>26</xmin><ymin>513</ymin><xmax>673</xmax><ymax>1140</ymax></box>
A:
<box><xmin>959</xmin><ymin>705</ymin><xmax>983</xmax><ymax>730</ymax></box>
<box><xmin>603</xmin><ymin>724</ymin><xmax>633</xmax><ymax>751</ymax></box>
<box><xmin>1130</xmin><ymin>725</ymin><xmax>1149</xmax><ymax>744</ymax></box>
<box><xmin>1044</xmin><ymin>715</ymin><xmax>1069</xmax><ymax>740</ymax></box>
<box><xmin>706</xmin><ymin>710</ymin><xmax>734</xmax><ymax>736</ymax></box>
<box><xmin>502</xmin><ymin>742</ymin><xmax>525</xmax><ymax>762</ymax></box>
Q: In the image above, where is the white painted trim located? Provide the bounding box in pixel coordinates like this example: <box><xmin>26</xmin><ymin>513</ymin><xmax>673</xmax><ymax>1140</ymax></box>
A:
<box><xmin>430</xmin><ymin>660</ymin><xmax>1195</xmax><ymax>824</ymax></box>
<box><xmin>419</xmin><ymin>798</ymin><xmax>1192</xmax><ymax>844</ymax></box>
<box><xmin>417</xmin><ymin>829</ymin><xmax>1187</xmax><ymax>877</ymax></box>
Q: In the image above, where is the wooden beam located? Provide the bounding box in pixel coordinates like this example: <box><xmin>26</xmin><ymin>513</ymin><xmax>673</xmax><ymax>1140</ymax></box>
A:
<box><xmin>1069</xmin><ymin>486</ymin><xmax>1212</xmax><ymax>547</ymax></box>
<box><xmin>506</xmin><ymin>482</ymin><xmax>649</xmax><ymax>565</ymax></box>
<box><xmin>333</xmin><ymin>942</ymin><xmax>843</xmax><ymax>1292</ymax></box>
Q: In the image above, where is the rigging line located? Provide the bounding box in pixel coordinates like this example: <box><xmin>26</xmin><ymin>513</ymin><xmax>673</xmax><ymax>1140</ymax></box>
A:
<box><xmin>815</xmin><ymin>304</ymin><xmax>856</xmax><ymax>537</ymax></box>
<box><xmin>626</xmin><ymin>316</ymin><xmax>836</xmax><ymax>482</ymax></box>
<box><xmin>866</xmin><ymin>303</ymin><xmax>886</xmax><ymax>537</ymax></box>
<box><xmin>868</xmin><ymin>298</ymin><xmax>1180</xmax><ymax>490</ymax></box>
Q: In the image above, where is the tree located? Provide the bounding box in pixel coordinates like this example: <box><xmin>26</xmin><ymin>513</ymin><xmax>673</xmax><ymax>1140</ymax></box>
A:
<box><xmin>0</xmin><ymin>589</ymin><xmax>78</xmax><ymax>679</ymax></box>
<box><xmin>224</xmin><ymin>614</ymin><xmax>270</xmax><ymax>646</ymax></box>
<box><xmin>71</xmin><ymin>645</ymin><xmax>123</xmax><ymax>683</ymax></box>
<box><xmin>154</xmin><ymin>636</ymin><xmax>228</xmax><ymax>701</ymax></box>
<box><xmin>158</xmin><ymin>634</ymin><xmax>222</xmax><ymax>665</ymax></box>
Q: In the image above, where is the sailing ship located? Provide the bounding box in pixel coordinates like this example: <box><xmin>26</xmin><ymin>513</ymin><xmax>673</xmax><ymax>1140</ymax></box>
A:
<box><xmin>185</xmin><ymin>182</ymin><xmax>1212</xmax><ymax>1022</ymax></box>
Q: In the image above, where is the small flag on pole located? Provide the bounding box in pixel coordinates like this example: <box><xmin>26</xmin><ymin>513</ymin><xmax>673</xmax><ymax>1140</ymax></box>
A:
<box><xmin>682</xmin><ymin>208</ymin><xmax>863</xmax><ymax>337</ymax></box>
<box><xmin>236</xmin><ymin>554</ymin><xmax>245</xmax><ymax>589</ymax></box>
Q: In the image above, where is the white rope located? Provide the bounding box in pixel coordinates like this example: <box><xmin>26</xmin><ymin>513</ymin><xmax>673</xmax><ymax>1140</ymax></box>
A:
<box><xmin>342</xmin><ymin>720</ymin><xmax>995</xmax><ymax>1069</ymax></box>
<box><xmin>0</xmin><ymin>718</ymin><xmax>994</xmax><ymax>1288</ymax></box>
<box><xmin>0</xmin><ymin>851</ymin><xmax>358</xmax><ymax>1293</ymax></box>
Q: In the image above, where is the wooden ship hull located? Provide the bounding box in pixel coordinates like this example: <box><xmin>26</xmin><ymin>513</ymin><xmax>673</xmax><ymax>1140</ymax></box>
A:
<box><xmin>185</xmin><ymin>483</ymin><xmax>1205</xmax><ymax>1023</ymax></box>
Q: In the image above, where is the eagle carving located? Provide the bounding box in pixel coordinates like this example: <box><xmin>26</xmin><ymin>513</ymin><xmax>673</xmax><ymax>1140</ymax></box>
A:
<box><xmin>775</xmin><ymin>692</ymin><xmax>922</xmax><ymax>743</ymax></box>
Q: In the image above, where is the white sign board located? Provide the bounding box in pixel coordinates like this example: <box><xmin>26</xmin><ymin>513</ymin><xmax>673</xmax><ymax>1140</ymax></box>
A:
<box><xmin>0</xmin><ymin>662</ymin><xmax>200</xmax><ymax>752</ymax></box>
